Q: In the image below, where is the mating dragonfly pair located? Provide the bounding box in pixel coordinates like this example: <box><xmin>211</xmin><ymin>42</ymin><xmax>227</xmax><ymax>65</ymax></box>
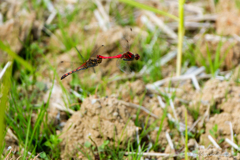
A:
<box><xmin>60</xmin><ymin>28</ymin><xmax>140</xmax><ymax>80</ymax></box>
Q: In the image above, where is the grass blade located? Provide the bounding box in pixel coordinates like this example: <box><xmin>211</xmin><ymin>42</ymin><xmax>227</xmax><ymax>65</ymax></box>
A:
<box><xmin>0</xmin><ymin>62</ymin><xmax>12</xmax><ymax>152</ymax></box>
<box><xmin>206</xmin><ymin>44</ymin><xmax>214</xmax><ymax>76</ymax></box>
<box><xmin>176</xmin><ymin>0</ymin><xmax>185</xmax><ymax>76</ymax></box>
<box><xmin>185</xmin><ymin>109</ymin><xmax>188</xmax><ymax>160</ymax></box>
<box><xmin>214</xmin><ymin>40</ymin><xmax>222</xmax><ymax>71</ymax></box>
<box><xmin>23</xmin><ymin>110</ymin><xmax>32</xmax><ymax>159</ymax></box>
<box><xmin>0</xmin><ymin>40</ymin><xmax>33</xmax><ymax>72</ymax></box>
<box><xmin>153</xmin><ymin>106</ymin><xmax>167</xmax><ymax>150</ymax></box>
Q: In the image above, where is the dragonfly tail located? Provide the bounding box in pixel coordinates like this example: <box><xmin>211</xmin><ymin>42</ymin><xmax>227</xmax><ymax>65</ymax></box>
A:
<box><xmin>61</xmin><ymin>66</ymin><xmax>87</xmax><ymax>80</ymax></box>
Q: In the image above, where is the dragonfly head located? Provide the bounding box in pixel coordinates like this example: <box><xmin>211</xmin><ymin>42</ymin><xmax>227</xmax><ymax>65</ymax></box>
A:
<box><xmin>134</xmin><ymin>54</ymin><xmax>140</xmax><ymax>60</ymax></box>
<box><xmin>96</xmin><ymin>55</ymin><xmax>102</xmax><ymax>63</ymax></box>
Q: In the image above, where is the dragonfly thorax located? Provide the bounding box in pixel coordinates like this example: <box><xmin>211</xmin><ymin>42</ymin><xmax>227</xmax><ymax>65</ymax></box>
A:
<box><xmin>122</xmin><ymin>52</ymin><xmax>134</xmax><ymax>60</ymax></box>
<box><xmin>87</xmin><ymin>59</ymin><xmax>98</xmax><ymax>67</ymax></box>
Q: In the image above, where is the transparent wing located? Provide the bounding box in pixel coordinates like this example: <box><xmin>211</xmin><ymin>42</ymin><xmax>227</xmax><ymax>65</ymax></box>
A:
<box><xmin>75</xmin><ymin>46</ymin><xmax>86</xmax><ymax>63</ymax></box>
<box><xmin>90</xmin><ymin>45</ymin><xmax>105</xmax><ymax>58</ymax></box>
<box><xmin>119</xmin><ymin>37</ymin><xmax>130</xmax><ymax>52</ymax></box>
<box><xmin>120</xmin><ymin>28</ymin><xmax>132</xmax><ymax>52</ymax></box>
<box><xmin>116</xmin><ymin>59</ymin><xmax>131</xmax><ymax>74</ymax></box>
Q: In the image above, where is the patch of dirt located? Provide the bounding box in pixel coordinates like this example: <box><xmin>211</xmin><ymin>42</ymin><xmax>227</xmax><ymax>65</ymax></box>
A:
<box><xmin>176</xmin><ymin>105</ymin><xmax>194</xmax><ymax>126</ymax></box>
<box><xmin>200</xmin><ymin>112</ymin><xmax>240</xmax><ymax>146</ymax></box>
<box><xmin>150</xmin><ymin>130</ymin><xmax>169</xmax><ymax>152</ymax></box>
<box><xmin>197</xmin><ymin>145</ymin><xmax>240</xmax><ymax>160</ymax></box>
<box><xmin>230</xmin><ymin>65</ymin><xmax>240</xmax><ymax>82</ymax></box>
<box><xmin>0</xmin><ymin>7</ymin><xmax>35</xmax><ymax>63</ymax></box>
<box><xmin>189</xmin><ymin>79</ymin><xmax>239</xmax><ymax>115</ymax></box>
<box><xmin>216</xmin><ymin>0</ymin><xmax>240</xmax><ymax>36</ymax></box>
<box><xmin>176</xmin><ymin>79</ymin><xmax>196</xmax><ymax>101</ymax></box>
<box><xmin>161</xmin><ymin>65</ymin><xmax>176</xmax><ymax>78</ymax></box>
<box><xmin>181</xmin><ymin>79</ymin><xmax>240</xmax><ymax>146</ymax></box>
<box><xmin>60</xmin><ymin>96</ymin><xmax>136</xmax><ymax>159</ymax></box>
<box><xmin>117</xmin><ymin>79</ymin><xmax>146</xmax><ymax>102</ymax></box>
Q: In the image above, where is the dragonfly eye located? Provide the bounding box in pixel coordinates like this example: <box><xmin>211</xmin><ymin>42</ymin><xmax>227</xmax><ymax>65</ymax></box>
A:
<box><xmin>135</xmin><ymin>54</ymin><xmax>140</xmax><ymax>60</ymax></box>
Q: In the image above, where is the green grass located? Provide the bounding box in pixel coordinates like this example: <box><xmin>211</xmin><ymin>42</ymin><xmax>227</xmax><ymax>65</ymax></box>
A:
<box><xmin>176</xmin><ymin>0</ymin><xmax>185</xmax><ymax>76</ymax></box>
<box><xmin>153</xmin><ymin>106</ymin><xmax>167</xmax><ymax>150</ymax></box>
<box><xmin>183</xmin><ymin>39</ymin><xmax>234</xmax><ymax>76</ymax></box>
<box><xmin>206</xmin><ymin>41</ymin><xmax>233</xmax><ymax>77</ymax></box>
<box><xmin>0</xmin><ymin>40</ymin><xmax>33</xmax><ymax>72</ymax></box>
<box><xmin>209</xmin><ymin>124</ymin><xmax>218</xmax><ymax>139</ymax></box>
<box><xmin>0</xmin><ymin>62</ymin><xmax>12</xmax><ymax>153</ymax></box>
<box><xmin>185</xmin><ymin>109</ymin><xmax>188</xmax><ymax>160</ymax></box>
<box><xmin>112</xmin><ymin>4</ymin><xmax>136</xmax><ymax>26</ymax></box>
<box><xmin>6</xmin><ymin>75</ymin><xmax>56</xmax><ymax>159</ymax></box>
<box><xmin>139</xmin><ymin>31</ymin><xmax>170</xmax><ymax>82</ymax></box>
<box><xmin>57</xmin><ymin>11</ymin><xmax>80</xmax><ymax>52</ymax></box>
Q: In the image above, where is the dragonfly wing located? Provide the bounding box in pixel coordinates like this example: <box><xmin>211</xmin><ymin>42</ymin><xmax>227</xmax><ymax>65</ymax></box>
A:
<box><xmin>116</xmin><ymin>58</ymin><xmax>131</xmax><ymax>74</ymax></box>
<box><xmin>120</xmin><ymin>28</ymin><xmax>132</xmax><ymax>52</ymax></box>
<box><xmin>119</xmin><ymin>37</ymin><xmax>129</xmax><ymax>52</ymax></box>
<box><xmin>90</xmin><ymin>45</ymin><xmax>105</xmax><ymax>58</ymax></box>
<box><xmin>75</xmin><ymin>46</ymin><xmax>86</xmax><ymax>63</ymax></box>
<box><xmin>123</xmin><ymin>37</ymin><xmax>130</xmax><ymax>52</ymax></box>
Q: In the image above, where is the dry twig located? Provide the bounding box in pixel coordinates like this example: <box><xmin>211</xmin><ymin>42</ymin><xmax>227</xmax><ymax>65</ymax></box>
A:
<box><xmin>118</xmin><ymin>100</ymin><xmax>158</xmax><ymax>119</ymax></box>
<box><xmin>208</xmin><ymin>135</ymin><xmax>221</xmax><ymax>149</ymax></box>
<box><xmin>225</xmin><ymin>138</ymin><xmax>240</xmax><ymax>151</ymax></box>
<box><xmin>144</xmin><ymin>11</ymin><xmax>177</xmax><ymax>39</ymax></box>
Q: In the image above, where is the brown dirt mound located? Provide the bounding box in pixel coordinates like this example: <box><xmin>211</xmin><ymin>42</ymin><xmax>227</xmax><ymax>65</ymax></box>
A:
<box><xmin>216</xmin><ymin>0</ymin><xmax>240</xmax><ymax>36</ymax></box>
<box><xmin>198</xmin><ymin>146</ymin><xmax>240</xmax><ymax>160</ymax></box>
<box><xmin>187</xmin><ymin>79</ymin><xmax>240</xmax><ymax>146</ymax></box>
<box><xmin>0</xmin><ymin>1</ymin><xmax>36</xmax><ymax>64</ymax></box>
<box><xmin>60</xmin><ymin>96</ymin><xmax>136</xmax><ymax>159</ymax></box>
<box><xmin>190</xmin><ymin>79</ymin><xmax>240</xmax><ymax>116</ymax></box>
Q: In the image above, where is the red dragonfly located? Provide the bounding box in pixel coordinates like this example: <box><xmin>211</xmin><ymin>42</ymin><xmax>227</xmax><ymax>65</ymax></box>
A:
<box><xmin>60</xmin><ymin>45</ymin><xmax>104</xmax><ymax>80</ymax></box>
<box><xmin>96</xmin><ymin>28</ymin><xmax>140</xmax><ymax>73</ymax></box>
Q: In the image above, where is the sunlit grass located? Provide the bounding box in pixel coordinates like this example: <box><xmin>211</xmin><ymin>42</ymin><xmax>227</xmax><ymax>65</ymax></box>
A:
<box><xmin>176</xmin><ymin>0</ymin><xmax>185</xmax><ymax>76</ymax></box>
<box><xmin>183</xmin><ymin>39</ymin><xmax>233</xmax><ymax>76</ymax></box>
<box><xmin>185</xmin><ymin>109</ymin><xmax>188</xmax><ymax>160</ymax></box>
<box><xmin>0</xmin><ymin>40</ymin><xmax>33</xmax><ymax>72</ymax></box>
<box><xmin>0</xmin><ymin>62</ymin><xmax>12</xmax><ymax>153</ymax></box>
